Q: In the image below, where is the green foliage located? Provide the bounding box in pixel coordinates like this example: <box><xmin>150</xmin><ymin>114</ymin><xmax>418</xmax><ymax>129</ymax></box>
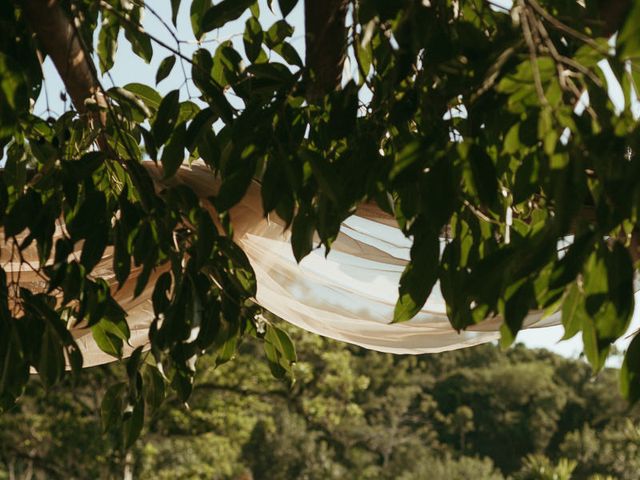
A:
<box><xmin>0</xmin><ymin>0</ymin><xmax>639</xmax><ymax>450</ymax></box>
<box><xmin>1</xmin><ymin>334</ymin><xmax>639</xmax><ymax>479</ymax></box>
<box><xmin>515</xmin><ymin>455</ymin><xmax>577</xmax><ymax>480</ymax></box>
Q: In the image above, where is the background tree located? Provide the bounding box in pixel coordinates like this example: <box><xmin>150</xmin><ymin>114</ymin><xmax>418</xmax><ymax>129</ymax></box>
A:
<box><xmin>1</xmin><ymin>327</ymin><xmax>639</xmax><ymax>479</ymax></box>
<box><xmin>1</xmin><ymin>0</ymin><xmax>640</xmax><ymax>447</ymax></box>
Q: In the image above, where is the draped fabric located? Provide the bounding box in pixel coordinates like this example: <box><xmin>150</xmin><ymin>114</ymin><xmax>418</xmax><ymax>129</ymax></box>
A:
<box><xmin>5</xmin><ymin>162</ymin><xmax>562</xmax><ymax>367</ymax></box>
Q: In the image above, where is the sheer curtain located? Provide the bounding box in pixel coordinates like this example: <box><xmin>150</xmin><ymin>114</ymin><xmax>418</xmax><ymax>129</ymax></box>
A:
<box><xmin>8</xmin><ymin>162</ymin><xmax>563</xmax><ymax>367</ymax></box>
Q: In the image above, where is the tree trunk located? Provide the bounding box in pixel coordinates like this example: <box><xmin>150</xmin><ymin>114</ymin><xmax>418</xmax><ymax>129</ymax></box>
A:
<box><xmin>304</xmin><ymin>0</ymin><xmax>349</xmax><ymax>101</ymax></box>
<box><xmin>21</xmin><ymin>0</ymin><xmax>106</xmax><ymax>122</ymax></box>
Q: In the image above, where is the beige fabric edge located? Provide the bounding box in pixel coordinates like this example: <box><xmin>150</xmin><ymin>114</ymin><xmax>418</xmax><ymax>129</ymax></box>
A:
<box><xmin>7</xmin><ymin>161</ymin><xmax>566</xmax><ymax>369</ymax></box>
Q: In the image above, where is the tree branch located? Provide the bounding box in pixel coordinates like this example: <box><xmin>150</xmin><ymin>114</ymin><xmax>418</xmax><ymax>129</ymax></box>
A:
<box><xmin>21</xmin><ymin>0</ymin><xmax>107</xmax><ymax>122</ymax></box>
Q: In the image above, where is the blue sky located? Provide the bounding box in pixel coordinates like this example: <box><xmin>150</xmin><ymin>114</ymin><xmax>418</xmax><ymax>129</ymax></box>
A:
<box><xmin>34</xmin><ymin>1</ymin><xmax>639</xmax><ymax>363</ymax></box>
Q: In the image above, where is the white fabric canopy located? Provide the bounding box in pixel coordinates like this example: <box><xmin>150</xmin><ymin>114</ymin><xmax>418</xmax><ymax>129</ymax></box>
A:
<box><xmin>5</xmin><ymin>162</ymin><xmax>562</xmax><ymax>367</ymax></box>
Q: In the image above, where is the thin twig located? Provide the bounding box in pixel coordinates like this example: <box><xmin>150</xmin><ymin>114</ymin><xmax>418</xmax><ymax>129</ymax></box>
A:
<box><xmin>463</xmin><ymin>199</ymin><xmax>501</xmax><ymax>225</ymax></box>
<box><xmin>519</xmin><ymin>2</ymin><xmax>549</xmax><ymax>107</ymax></box>
<box><xmin>527</xmin><ymin>0</ymin><xmax>609</xmax><ymax>55</ymax></box>
<box><xmin>132</xmin><ymin>0</ymin><xmax>193</xmax><ymax>98</ymax></box>
<box><xmin>535</xmin><ymin>15</ymin><xmax>603</xmax><ymax>87</ymax></box>
<box><xmin>469</xmin><ymin>42</ymin><xmax>522</xmax><ymax>103</ymax></box>
<box><xmin>99</xmin><ymin>1</ymin><xmax>196</xmax><ymax>68</ymax></box>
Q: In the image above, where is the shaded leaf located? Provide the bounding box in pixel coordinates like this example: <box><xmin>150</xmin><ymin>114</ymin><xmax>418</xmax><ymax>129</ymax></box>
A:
<box><xmin>561</xmin><ymin>283</ymin><xmax>586</xmax><ymax>340</ymax></box>
<box><xmin>161</xmin><ymin>121</ymin><xmax>187</xmax><ymax>178</ymax></box>
<box><xmin>152</xmin><ymin>89</ymin><xmax>180</xmax><ymax>146</ymax></box>
<box><xmin>156</xmin><ymin>55</ymin><xmax>176</xmax><ymax>84</ymax></box>
<box><xmin>124</xmin><ymin>83</ymin><xmax>162</xmax><ymax>112</ymax></box>
<box><xmin>291</xmin><ymin>208</ymin><xmax>315</xmax><ymax>263</ymax></box>
<box><xmin>123</xmin><ymin>398</ymin><xmax>145</xmax><ymax>449</ymax></box>
<box><xmin>278</xmin><ymin>0</ymin><xmax>298</xmax><ymax>17</ymax></box>
<box><xmin>265</xmin><ymin>324</ymin><xmax>296</xmax><ymax>362</ymax></box>
<box><xmin>202</xmin><ymin>0</ymin><xmax>256</xmax><ymax>33</ymax></box>
<box><xmin>394</xmin><ymin>233</ymin><xmax>439</xmax><ymax>323</ymax></box>
<box><xmin>621</xmin><ymin>334</ymin><xmax>640</xmax><ymax>403</ymax></box>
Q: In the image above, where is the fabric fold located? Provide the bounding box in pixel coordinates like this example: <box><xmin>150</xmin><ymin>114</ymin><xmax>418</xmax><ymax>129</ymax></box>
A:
<box><xmin>5</xmin><ymin>161</ymin><xmax>563</xmax><ymax>367</ymax></box>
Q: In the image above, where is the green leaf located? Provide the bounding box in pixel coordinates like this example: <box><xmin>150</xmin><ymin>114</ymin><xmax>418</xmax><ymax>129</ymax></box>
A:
<box><xmin>356</xmin><ymin>40</ymin><xmax>372</xmax><ymax>80</ymax></box>
<box><xmin>123</xmin><ymin>83</ymin><xmax>162</xmax><ymax>113</ymax></box>
<box><xmin>97</xmin><ymin>13</ymin><xmax>119</xmax><ymax>74</ymax></box>
<box><xmin>37</xmin><ymin>325</ymin><xmax>65</xmax><ymax>388</ymax></box>
<box><xmin>113</xmin><ymin>224</ymin><xmax>131</xmax><ymax>288</ymax></box>
<box><xmin>170</xmin><ymin>0</ymin><xmax>181</xmax><ymax>26</ymax></box>
<box><xmin>214</xmin><ymin>314</ymin><xmax>239</xmax><ymax>366</ymax></box>
<box><xmin>291</xmin><ymin>208</ymin><xmax>315</xmax><ymax>263</ymax></box>
<box><xmin>265</xmin><ymin>324</ymin><xmax>296</xmax><ymax>362</ymax></box>
<box><xmin>243</xmin><ymin>16</ymin><xmax>264</xmax><ymax>63</ymax></box>
<box><xmin>302</xmin><ymin>149</ymin><xmax>341</xmax><ymax>204</ymax></box>
<box><xmin>126</xmin><ymin>346</ymin><xmax>144</xmax><ymax>385</ymax></box>
<box><xmin>577</xmin><ymin>244</ymin><xmax>630</xmax><ymax>372</ymax></box>
<box><xmin>152</xmin><ymin>89</ymin><xmax>180</xmax><ymax>146</ymax></box>
<box><xmin>462</xmin><ymin>142</ymin><xmax>498</xmax><ymax>207</ymax></box>
<box><xmin>605</xmin><ymin>243</ymin><xmax>634</xmax><ymax>329</ymax></box>
<box><xmin>561</xmin><ymin>283</ymin><xmax>586</xmax><ymax>340</ymax></box>
<box><xmin>0</xmin><ymin>322</ymin><xmax>29</xmax><ymax>412</ymax></box>
<box><xmin>185</xmin><ymin>108</ymin><xmax>216</xmax><ymax>152</ymax></box>
<box><xmin>621</xmin><ymin>334</ymin><xmax>640</xmax><ymax>403</ymax></box>
<box><xmin>265</xmin><ymin>20</ymin><xmax>294</xmax><ymax>49</ymax></box>
<box><xmin>421</xmin><ymin>156</ymin><xmax>457</xmax><ymax>234</ymax></box>
<box><xmin>261</xmin><ymin>157</ymin><xmax>286</xmax><ymax>213</ymax></box>
<box><xmin>178</xmin><ymin>100</ymin><xmax>201</xmax><ymax>124</ymax></box>
<box><xmin>0</xmin><ymin>53</ymin><xmax>28</xmax><ymax>115</ymax></box>
<box><xmin>499</xmin><ymin>281</ymin><xmax>534</xmax><ymax>348</ymax></box>
<box><xmin>66</xmin><ymin>190</ymin><xmax>107</xmax><ymax>239</ymax></box>
<box><xmin>191</xmin><ymin>49</ymin><xmax>235</xmax><ymax>123</ymax></box>
<box><xmin>142</xmin><ymin>365</ymin><xmax>166</xmax><ymax>414</ymax></box>
<box><xmin>214</xmin><ymin>149</ymin><xmax>257</xmax><ymax>211</ymax></box>
<box><xmin>201</xmin><ymin>0</ymin><xmax>256</xmax><ymax>33</ymax></box>
<box><xmin>393</xmin><ymin>233</ymin><xmax>439</xmax><ymax>323</ymax></box>
<box><xmin>582</xmin><ymin>317</ymin><xmax>608</xmax><ymax>372</ymax></box>
<box><xmin>91</xmin><ymin>319</ymin><xmax>128</xmax><ymax>358</ymax></box>
<box><xmin>123</xmin><ymin>12</ymin><xmax>153</xmax><ymax>64</ymax></box>
<box><xmin>217</xmin><ymin>238</ymin><xmax>257</xmax><ymax>296</ymax></box>
<box><xmin>278</xmin><ymin>0</ymin><xmax>298</xmax><ymax>17</ymax></box>
<box><xmin>65</xmin><ymin>342</ymin><xmax>83</xmax><ymax>374</ymax></box>
<box><xmin>617</xmin><ymin>1</ymin><xmax>640</xmax><ymax>60</ymax></box>
<box><xmin>549</xmin><ymin>232</ymin><xmax>595</xmax><ymax>290</ymax></box>
<box><xmin>101</xmin><ymin>382</ymin><xmax>126</xmax><ymax>432</ymax></box>
<box><xmin>390</xmin><ymin>140</ymin><xmax>422</xmax><ymax>180</ymax></box>
<box><xmin>503</xmin><ymin>123</ymin><xmax>520</xmax><ymax>154</ymax></box>
<box><xmin>190</xmin><ymin>0</ymin><xmax>212</xmax><ymax>40</ymax></box>
<box><xmin>80</xmin><ymin>226</ymin><xmax>109</xmax><ymax>272</ymax></box>
<box><xmin>123</xmin><ymin>398</ymin><xmax>145</xmax><ymax>449</ymax></box>
<box><xmin>583</xmin><ymin>245</ymin><xmax>633</xmax><ymax>342</ymax></box>
<box><xmin>212</xmin><ymin>42</ymin><xmax>242</xmax><ymax>87</ymax></box>
<box><xmin>4</xmin><ymin>190</ymin><xmax>38</xmax><ymax>237</ymax></box>
<box><xmin>134</xmin><ymin>258</ymin><xmax>156</xmax><ymax>299</ymax></box>
<box><xmin>245</xmin><ymin>62</ymin><xmax>293</xmax><ymax>84</ymax></box>
<box><xmin>264</xmin><ymin>342</ymin><xmax>287</xmax><ymax>378</ymax></box>
<box><xmin>192</xmin><ymin>48</ymin><xmax>214</xmax><ymax>86</ymax></box>
<box><xmin>107</xmin><ymin>87</ymin><xmax>152</xmax><ymax>122</ymax></box>
<box><xmin>161</xmin><ymin>121</ymin><xmax>187</xmax><ymax>178</ymax></box>
<box><xmin>152</xmin><ymin>272</ymin><xmax>172</xmax><ymax>317</ymax></box>
<box><xmin>195</xmin><ymin>298</ymin><xmax>221</xmax><ymax>350</ymax></box>
<box><xmin>273</xmin><ymin>41</ymin><xmax>303</xmax><ymax>67</ymax></box>
<box><xmin>156</xmin><ymin>55</ymin><xmax>176</xmax><ymax>84</ymax></box>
